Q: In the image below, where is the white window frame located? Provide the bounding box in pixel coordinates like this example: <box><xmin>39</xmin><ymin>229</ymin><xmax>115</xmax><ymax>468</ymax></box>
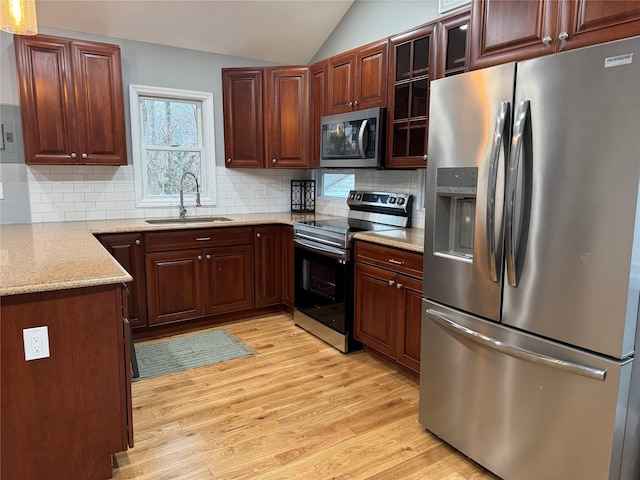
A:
<box><xmin>315</xmin><ymin>169</ymin><xmax>356</xmax><ymax>199</ymax></box>
<box><xmin>129</xmin><ymin>84</ymin><xmax>217</xmax><ymax>208</ymax></box>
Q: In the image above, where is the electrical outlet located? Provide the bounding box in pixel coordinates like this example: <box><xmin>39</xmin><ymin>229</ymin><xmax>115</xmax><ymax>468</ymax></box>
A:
<box><xmin>23</xmin><ymin>326</ymin><xmax>50</xmax><ymax>361</ymax></box>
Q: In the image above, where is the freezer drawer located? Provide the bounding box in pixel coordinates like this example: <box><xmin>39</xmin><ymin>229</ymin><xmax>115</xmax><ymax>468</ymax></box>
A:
<box><xmin>419</xmin><ymin>299</ymin><xmax>633</xmax><ymax>480</ymax></box>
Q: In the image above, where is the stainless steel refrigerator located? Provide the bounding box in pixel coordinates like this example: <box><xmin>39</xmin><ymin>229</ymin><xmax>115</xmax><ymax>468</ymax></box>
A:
<box><xmin>420</xmin><ymin>36</ymin><xmax>640</xmax><ymax>480</ymax></box>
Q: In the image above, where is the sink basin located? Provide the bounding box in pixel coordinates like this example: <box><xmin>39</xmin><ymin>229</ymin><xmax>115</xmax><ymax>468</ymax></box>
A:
<box><xmin>145</xmin><ymin>216</ymin><xmax>233</xmax><ymax>224</ymax></box>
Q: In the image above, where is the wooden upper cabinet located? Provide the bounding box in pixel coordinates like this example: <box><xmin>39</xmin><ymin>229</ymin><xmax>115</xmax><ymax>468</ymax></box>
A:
<box><xmin>264</xmin><ymin>66</ymin><xmax>310</xmax><ymax>168</ymax></box>
<box><xmin>222</xmin><ymin>68</ymin><xmax>265</xmax><ymax>168</ymax></box>
<box><xmin>309</xmin><ymin>61</ymin><xmax>327</xmax><ymax>169</ymax></box>
<box><xmin>470</xmin><ymin>0</ymin><xmax>640</xmax><ymax>69</ymax></box>
<box><xmin>327</xmin><ymin>40</ymin><xmax>388</xmax><ymax>115</ymax></box>
<box><xmin>437</xmin><ymin>10</ymin><xmax>471</xmax><ymax>78</ymax></box>
<box><xmin>14</xmin><ymin>34</ymin><xmax>127</xmax><ymax>165</ymax></box>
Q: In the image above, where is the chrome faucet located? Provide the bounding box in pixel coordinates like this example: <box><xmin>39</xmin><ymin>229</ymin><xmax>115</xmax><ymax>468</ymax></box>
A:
<box><xmin>179</xmin><ymin>171</ymin><xmax>201</xmax><ymax>218</ymax></box>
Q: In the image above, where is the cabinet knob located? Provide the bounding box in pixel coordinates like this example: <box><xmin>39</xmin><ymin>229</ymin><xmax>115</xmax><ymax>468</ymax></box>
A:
<box><xmin>272</xmin><ymin>158</ymin><xmax>277</xmax><ymax>164</ymax></box>
<box><xmin>558</xmin><ymin>31</ymin><xmax>569</xmax><ymax>41</ymax></box>
<box><xmin>542</xmin><ymin>35</ymin><xmax>552</xmax><ymax>46</ymax></box>
<box><xmin>82</xmin><ymin>153</ymin><xmax>88</xmax><ymax>159</ymax></box>
<box><xmin>135</xmin><ymin>239</ymin><xmax>141</xmax><ymax>246</ymax></box>
<box><xmin>423</xmin><ymin>154</ymin><xmax>428</xmax><ymax>161</ymax></box>
<box><xmin>349</xmin><ymin>101</ymin><xmax>354</xmax><ymax>107</ymax></box>
<box><xmin>197</xmin><ymin>255</ymin><xmax>203</xmax><ymax>261</ymax></box>
<box><xmin>70</xmin><ymin>152</ymin><xmax>77</xmax><ymax>159</ymax></box>
<box><xmin>227</xmin><ymin>158</ymin><xmax>232</xmax><ymax>163</ymax></box>
<box><xmin>257</xmin><ymin>233</ymin><xmax>262</xmax><ymax>238</ymax></box>
<box><xmin>354</xmin><ymin>100</ymin><xmax>359</xmax><ymax>107</ymax></box>
<box><xmin>388</xmin><ymin>279</ymin><xmax>395</xmax><ymax>286</ymax></box>
<box><xmin>206</xmin><ymin>254</ymin><xmax>212</xmax><ymax>260</ymax></box>
<box><xmin>396</xmin><ymin>283</ymin><xmax>403</xmax><ymax>289</ymax></box>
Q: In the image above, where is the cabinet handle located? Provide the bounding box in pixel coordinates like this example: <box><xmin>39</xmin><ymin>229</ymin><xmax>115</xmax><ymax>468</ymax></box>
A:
<box><xmin>388</xmin><ymin>259</ymin><xmax>405</xmax><ymax>265</ymax></box>
<box><xmin>388</xmin><ymin>279</ymin><xmax>395</xmax><ymax>286</ymax></box>
<box><xmin>70</xmin><ymin>152</ymin><xmax>77</xmax><ymax>159</ymax></box>
<box><xmin>135</xmin><ymin>239</ymin><xmax>141</xmax><ymax>246</ymax></box>
<box><xmin>206</xmin><ymin>254</ymin><xmax>212</xmax><ymax>260</ymax></box>
<box><xmin>396</xmin><ymin>283</ymin><xmax>403</xmax><ymax>289</ymax></box>
<box><xmin>558</xmin><ymin>31</ymin><xmax>569</xmax><ymax>41</ymax></box>
<box><xmin>82</xmin><ymin>153</ymin><xmax>88</xmax><ymax>159</ymax></box>
<box><xmin>542</xmin><ymin>35</ymin><xmax>552</xmax><ymax>46</ymax></box>
<box><xmin>196</xmin><ymin>237</ymin><xmax>211</xmax><ymax>241</ymax></box>
<box><xmin>272</xmin><ymin>158</ymin><xmax>277</xmax><ymax>164</ymax></box>
<box><xmin>257</xmin><ymin>233</ymin><xmax>262</xmax><ymax>238</ymax></box>
<box><xmin>423</xmin><ymin>154</ymin><xmax>428</xmax><ymax>161</ymax></box>
<box><xmin>197</xmin><ymin>255</ymin><xmax>203</xmax><ymax>261</ymax></box>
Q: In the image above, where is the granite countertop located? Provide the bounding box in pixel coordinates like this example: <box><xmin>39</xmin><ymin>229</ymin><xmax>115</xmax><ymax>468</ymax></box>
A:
<box><xmin>0</xmin><ymin>212</ymin><xmax>424</xmax><ymax>297</ymax></box>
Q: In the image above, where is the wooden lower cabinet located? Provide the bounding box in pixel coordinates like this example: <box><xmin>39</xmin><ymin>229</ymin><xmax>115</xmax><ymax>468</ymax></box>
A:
<box><xmin>254</xmin><ymin>226</ymin><xmax>283</xmax><ymax>307</ymax></box>
<box><xmin>282</xmin><ymin>226</ymin><xmax>295</xmax><ymax>307</ymax></box>
<box><xmin>204</xmin><ymin>245</ymin><xmax>254</xmax><ymax>316</ymax></box>
<box><xmin>354</xmin><ymin>241</ymin><xmax>423</xmax><ymax>376</ymax></box>
<box><xmin>1</xmin><ymin>284</ymin><xmax>132</xmax><ymax>479</ymax></box>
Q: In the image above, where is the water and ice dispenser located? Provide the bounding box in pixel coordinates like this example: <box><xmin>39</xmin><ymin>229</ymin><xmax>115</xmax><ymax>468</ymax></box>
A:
<box><xmin>433</xmin><ymin>167</ymin><xmax>477</xmax><ymax>261</ymax></box>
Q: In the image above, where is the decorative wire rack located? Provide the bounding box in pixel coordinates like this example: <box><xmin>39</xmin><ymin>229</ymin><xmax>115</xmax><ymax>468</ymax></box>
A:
<box><xmin>290</xmin><ymin>180</ymin><xmax>315</xmax><ymax>213</ymax></box>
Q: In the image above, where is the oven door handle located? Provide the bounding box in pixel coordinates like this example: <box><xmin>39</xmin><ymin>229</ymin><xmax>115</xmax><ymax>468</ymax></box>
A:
<box><xmin>294</xmin><ymin>238</ymin><xmax>349</xmax><ymax>262</ymax></box>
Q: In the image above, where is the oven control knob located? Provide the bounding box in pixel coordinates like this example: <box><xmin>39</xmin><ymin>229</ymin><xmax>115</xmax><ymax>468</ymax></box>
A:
<box><xmin>389</xmin><ymin>197</ymin><xmax>396</xmax><ymax>204</ymax></box>
<box><xmin>397</xmin><ymin>197</ymin><xmax>405</xmax><ymax>206</ymax></box>
<box><xmin>355</xmin><ymin>194</ymin><xmax>362</xmax><ymax>200</ymax></box>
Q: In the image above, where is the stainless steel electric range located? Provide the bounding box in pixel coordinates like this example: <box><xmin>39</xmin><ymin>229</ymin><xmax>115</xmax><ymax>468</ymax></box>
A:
<box><xmin>293</xmin><ymin>190</ymin><xmax>413</xmax><ymax>352</ymax></box>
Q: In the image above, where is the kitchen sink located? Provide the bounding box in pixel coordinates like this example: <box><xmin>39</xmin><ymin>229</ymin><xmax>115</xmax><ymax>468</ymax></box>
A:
<box><xmin>145</xmin><ymin>216</ymin><xmax>233</xmax><ymax>224</ymax></box>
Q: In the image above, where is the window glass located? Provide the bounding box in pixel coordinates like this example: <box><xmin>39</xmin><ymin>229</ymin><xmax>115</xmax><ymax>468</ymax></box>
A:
<box><xmin>318</xmin><ymin>171</ymin><xmax>355</xmax><ymax>198</ymax></box>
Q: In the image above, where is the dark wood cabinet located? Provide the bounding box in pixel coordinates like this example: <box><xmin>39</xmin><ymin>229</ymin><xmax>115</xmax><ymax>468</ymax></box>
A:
<box><xmin>98</xmin><ymin>232</ymin><xmax>147</xmax><ymax>328</ymax></box>
<box><xmin>265</xmin><ymin>67</ymin><xmax>310</xmax><ymax>168</ymax></box>
<box><xmin>327</xmin><ymin>40</ymin><xmax>388</xmax><ymax>115</ymax></box>
<box><xmin>222</xmin><ymin>68</ymin><xmax>265</xmax><ymax>167</ymax></box>
<box><xmin>144</xmin><ymin>227</ymin><xmax>254</xmax><ymax>326</ymax></box>
<box><xmin>1</xmin><ymin>284</ymin><xmax>131</xmax><ymax>479</ymax></box>
<box><xmin>354</xmin><ymin>241</ymin><xmax>423</xmax><ymax>376</ymax></box>
<box><xmin>386</xmin><ymin>10</ymin><xmax>469</xmax><ymax>169</ymax></box>
<box><xmin>309</xmin><ymin>60</ymin><xmax>327</xmax><ymax>169</ymax></box>
<box><xmin>470</xmin><ymin>0</ymin><xmax>640</xmax><ymax>69</ymax></box>
<box><xmin>282</xmin><ymin>225</ymin><xmax>295</xmax><ymax>308</ymax></box>
<box><xmin>254</xmin><ymin>226</ymin><xmax>282</xmax><ymax>307</ymax></box>
<box><xmin>14</xmin><ymin>34</ymin><xmax>127</xmax><ymax>165</ymax></box>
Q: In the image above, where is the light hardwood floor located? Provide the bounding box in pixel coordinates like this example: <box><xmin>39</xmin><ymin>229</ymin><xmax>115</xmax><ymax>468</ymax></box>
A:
<box><xmin>113</xmin><ymin>314</ymin><xmax>499</xmax><ymax>480</ymax></box>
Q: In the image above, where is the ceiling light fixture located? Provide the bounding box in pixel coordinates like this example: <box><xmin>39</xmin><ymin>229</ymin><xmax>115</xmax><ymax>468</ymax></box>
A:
<box><xmin>0</xmin><ymin>0</ymin><xmax>38</xmax><ymax>35</ymax></box>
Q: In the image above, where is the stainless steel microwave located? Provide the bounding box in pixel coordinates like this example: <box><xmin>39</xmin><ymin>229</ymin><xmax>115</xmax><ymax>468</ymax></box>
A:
<box><xmin>320</xmin><ymin>107</ymin><xmax>385</xmax><ymax>169</ymax></box>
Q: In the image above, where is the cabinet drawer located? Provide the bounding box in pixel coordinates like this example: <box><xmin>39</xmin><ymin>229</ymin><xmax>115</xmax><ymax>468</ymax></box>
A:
<box><xmin>145</xmin><ymin>227</ymin><xmax>253</xmax><ymax>252</ymax></box>
<box><xmin>355</xmin><ymin>241</ymin><xmax>423</xmax><ymax>278</ymax></box>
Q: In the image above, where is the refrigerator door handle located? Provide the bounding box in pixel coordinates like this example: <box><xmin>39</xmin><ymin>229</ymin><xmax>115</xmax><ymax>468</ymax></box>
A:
<box><xmin>486</xmin><ymin>101</ymin><xmax>511</xmax><ymax>282</ymax></box>
<box><xmin>426</xmin><ymin>308</ymin><xmax>607</xmax><ymax>381</ymax></box>
<box><xmin>505</xmin><ymin>100</ymin><xmax>530</xmax><ymax>287</ymax></box>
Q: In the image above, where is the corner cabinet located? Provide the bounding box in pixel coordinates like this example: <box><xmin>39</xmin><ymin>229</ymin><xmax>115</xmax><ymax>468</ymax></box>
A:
<box><xmin>222</xmin><ymin>67</ymin><xmax>310</xmax><ymax>168</ymax></box>
<box><xmin>470</xmin><ymin>0</ymin><xmax>640</xmax><ymax>69</ymax></box>
<box><xmin>326</xmin><ymin>39</ymin><xmax>388</xmax><ymax>115</ymax></box>
<box><xmin>14</xmin><ymin>34</ymin><xmax>127</xmax><ymax>165</ymax></box>
<box><xmin>386</xmin><ymin>10</ymin><xmax>469</xmax><ymax>169</ymax></box>
<box><xmin>354</xmin><ymin>241</ymin><xmax>423</xmax><ymax>377</ymax></box>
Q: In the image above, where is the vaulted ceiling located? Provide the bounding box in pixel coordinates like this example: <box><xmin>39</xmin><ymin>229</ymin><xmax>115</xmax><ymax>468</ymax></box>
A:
<box><xmin>35</xmin><ymin>0</ymin><xmax>355</xmax><ymax>64</ymax></box>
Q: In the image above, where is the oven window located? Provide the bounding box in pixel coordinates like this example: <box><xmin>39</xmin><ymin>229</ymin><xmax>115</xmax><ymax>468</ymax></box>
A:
<box><xmin>294</xmin><ymin>247</ymin><xmax>351</xmax><ymax>334</ymax></box>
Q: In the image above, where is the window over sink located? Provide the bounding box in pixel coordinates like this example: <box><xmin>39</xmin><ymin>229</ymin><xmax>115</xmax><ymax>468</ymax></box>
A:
<box><xmin>129</xmin><ymin>85</ymin><xmax>217</xmax><ymax>208</ymax></box>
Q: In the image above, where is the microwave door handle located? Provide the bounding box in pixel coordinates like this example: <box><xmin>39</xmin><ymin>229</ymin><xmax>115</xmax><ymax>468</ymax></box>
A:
<box><xmin>358</xmin><ymin>119</ymin><xmax>368</xmax><ymax>159</ymax></box>
<box><xmin>505</xmin><ymin>100</ymin><xmax>530</xmax><ymax>287</ymax></box>
<box><xmin>486</xmin><ymin>101</ymin><xmax>511</xmax><ymax>283</ymax></box>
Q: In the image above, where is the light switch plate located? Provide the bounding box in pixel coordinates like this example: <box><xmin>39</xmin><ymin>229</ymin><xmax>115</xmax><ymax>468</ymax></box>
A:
<box><xmin>23</xmin><ymin>326</ymin><xmax>50</xmax><ymax>361</ymax></box>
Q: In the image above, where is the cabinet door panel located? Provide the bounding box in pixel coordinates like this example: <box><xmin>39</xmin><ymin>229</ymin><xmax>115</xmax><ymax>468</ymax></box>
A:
<box><xmin>72</xmin><ymin>41</ymin><xmax>127</xmax><ymax>165</ymax></box>
<box><xmin>470</xmin><ymin>0</ymin><xmax>558</xmax><ymax>69</ymax></box>
<box><xmin>14</xmin><ymin>36</ymin><xmax>77</xmax><ymax>164</ymax></box>
<box><xmin>265</xmin><ymin>67</ymin><xmax>309</xmax><ymax>168</ymax></box>
<box><xmin>282</xmin><ymin>226</ymin><xmax>295</xmax><ymax>307</ymax></box>
<box><xmin>559</xmin><ymin>0</ymin><xmax>640</xmax><ymax>51</ymax></box>
<box><xmin>222</xmin><ymin>68</ymin><xmax>264</xmax><ymax>167</ymax></box>
<box><xmin>309</xmin><ymin>61</ymin><xmax>326</xmax><ymax>169</ymax></box>
<box><xmin>354</xmin><ymin>262</ymin><xmax>396</xmax><ymax>356</ymax></box>
<box><xmin>254</xmin><ymin>226</ymin><xmax>283</xmax><ymax>307</ymax></box>
<box><xmin>204</xmin><ymin>245</ymin><xmax>254</xmax><ymax>315</ymax></box>
<box><xmin>396</xmin><ymin>275</ymin><xmax>422</xmax><ymax>374</ymax></box>
<box><xmin>145</xmin><ymin>250</ymin><xmax>204</xmax><ymax>325</ymax></box>
<box><xmin>355</xmin><ymin>40</ymin><xmax>388</xmax><ymax>110</ymax></box>
<box><xmin>327</xmin><ymin>52</ymin><xmax>355</xmax><ymax>114</ymax></box>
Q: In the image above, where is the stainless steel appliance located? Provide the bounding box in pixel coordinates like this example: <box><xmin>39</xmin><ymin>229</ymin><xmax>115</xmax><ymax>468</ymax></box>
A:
<box><xmin>420</xmin><ymin>37</ymin><xmax>640</xmax><ymax>480</ymax></box>
<box><xmin>320</xmin><ymin>107</ymin><xmax>385</xmax><ymax>169</ymax></box>
<box><xmin>294</xmin><ymin>190</ymin><xmax>412</xmax><ymax>352</ymax></box>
